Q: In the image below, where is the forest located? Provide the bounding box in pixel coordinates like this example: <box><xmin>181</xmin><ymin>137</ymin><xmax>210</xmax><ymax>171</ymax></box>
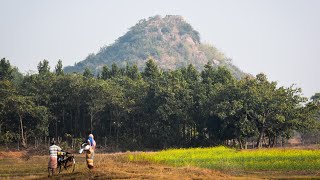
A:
<box><xmin>0</xmin><ymin>57</ymin><xmax>319</xmax><ymax>151</ymax></box>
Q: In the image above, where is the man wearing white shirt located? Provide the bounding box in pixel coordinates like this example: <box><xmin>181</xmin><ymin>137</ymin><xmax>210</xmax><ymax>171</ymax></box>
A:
<box><xmin>48</xmin><ymin>140</ymin><xmax>61</xmax><ymax>176</ymax></box>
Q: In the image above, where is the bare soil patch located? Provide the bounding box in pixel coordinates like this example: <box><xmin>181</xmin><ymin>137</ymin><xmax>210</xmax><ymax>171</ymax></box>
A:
<box><xmin>0</xmin><ymin>151</ymin><xmax>25</xmax><ymax>159</ymax></box>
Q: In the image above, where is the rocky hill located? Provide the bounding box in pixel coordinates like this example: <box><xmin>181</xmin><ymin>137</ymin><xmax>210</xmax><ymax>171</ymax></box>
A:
<box><xmin>64</xmin><ymin>15</ymin><xmax>243</xmax><ymax>77</ymax></box>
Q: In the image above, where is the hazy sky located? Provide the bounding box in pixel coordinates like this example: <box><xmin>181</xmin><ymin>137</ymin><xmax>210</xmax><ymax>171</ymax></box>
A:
<box><xmin>0</xmin><ymin>0</ymin><xmax>319</xmax><ymax>97</ymax></box>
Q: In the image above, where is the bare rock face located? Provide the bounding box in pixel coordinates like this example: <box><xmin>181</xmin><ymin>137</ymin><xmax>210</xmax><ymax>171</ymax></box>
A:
<box><xmin>64</xmin><ymin>15</ymin><xmax>243</xmax><ymax>78</ymax></box>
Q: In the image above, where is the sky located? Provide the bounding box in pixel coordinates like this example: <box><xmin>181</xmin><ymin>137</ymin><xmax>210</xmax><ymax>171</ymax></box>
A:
<box><xmin>0</xmin><ymin>0</ymin><xmax>319</xmax><ymax>97</ymax></box>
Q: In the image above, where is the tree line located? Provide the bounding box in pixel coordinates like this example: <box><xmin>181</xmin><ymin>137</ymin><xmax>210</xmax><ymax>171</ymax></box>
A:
<box><xmin>0</xmin><ymin>57</ymin><xmax>319</xmax><ymax>150</ymax></box>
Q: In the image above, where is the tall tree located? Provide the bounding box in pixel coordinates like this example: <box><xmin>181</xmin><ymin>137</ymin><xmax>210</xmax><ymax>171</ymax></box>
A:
<box><xmin>111</xmin><ymin>63</ymin><xmax>120</xmax><ymax>77</ymax></box>
<box><xmin>101</xmin><ymin>65</ymin><xmax>111</xmax><ymax>80</ymax></box>
<box><xmin>126</xmin><ymin>64</ymin><xmax>140</xmax><ymax>80</ymax></box>
<box><xmin>143</xmin><ymin>58</ymin><xmax>160</xmax><ymax>82</ymax></box>
<box><xmin>0</xmin><ymin>58</ymin><xmax>13</xmax><ymax>80</ymax></box>
<box><xmin>83</xmin><ymin>67</ymin><xmax>94</xmax><ymax>78</ymax></box>
<box><xmin>4</xmin><ymin>95</ymin><xmax>48</xmax><ymax>148</ymax></box>
<box><xmin>55</xmin><ymin>59</ymin><xmax>64</xmax><ymax>76</ymax></box>
<box><xmin>311</xmin><ymin>93</ymin><xmax>320</xmax><ymax>105</ymax></box>
<box><xmin>37</xmin><ymin>59</ymin><xmax>50</xmax><ymax>75</ymax></box>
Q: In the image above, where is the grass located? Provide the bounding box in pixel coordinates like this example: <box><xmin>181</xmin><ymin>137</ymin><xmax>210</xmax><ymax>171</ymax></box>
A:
<box><xmin>128</xmin><ymin>146</ymin><xmax>320</xmax><ymax>172</ymax></box>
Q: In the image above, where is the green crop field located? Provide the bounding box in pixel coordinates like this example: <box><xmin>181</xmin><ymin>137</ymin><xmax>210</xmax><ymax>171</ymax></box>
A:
<box><xmin>128</xmin><ymin>146</ymin><xmax>320</xmax><ymax>171</ymax></box>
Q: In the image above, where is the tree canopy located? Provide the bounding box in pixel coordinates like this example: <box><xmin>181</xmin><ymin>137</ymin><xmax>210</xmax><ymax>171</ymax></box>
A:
<box><xmin>0</xmin><ymin>58</ymin><xmax>318</xmax><ymax>150</ymax></box>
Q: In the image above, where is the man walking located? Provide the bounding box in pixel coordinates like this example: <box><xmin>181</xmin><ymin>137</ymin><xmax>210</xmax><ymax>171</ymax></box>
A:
<box><xmin>48</xmin><ymin>139</ymin><xmax>61</xmax><ymax>176</ymax></box>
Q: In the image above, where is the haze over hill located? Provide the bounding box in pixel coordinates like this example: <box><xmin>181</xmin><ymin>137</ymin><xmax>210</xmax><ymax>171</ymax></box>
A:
<box><xmin>64</xmin><ymin>15</ymin><xmax>244</xmax><ymax>77</ymax></box>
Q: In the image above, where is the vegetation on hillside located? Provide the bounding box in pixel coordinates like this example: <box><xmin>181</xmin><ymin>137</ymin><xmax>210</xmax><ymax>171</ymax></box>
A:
<box><xmin>1</xmin><ymin>57</ymin><xmax>319</xmax><ymax>150</ymax></box>
<box><xmin>64</xmin><ymin>15</ymin><xmax>244</xmax><ymax>78</ymax></box>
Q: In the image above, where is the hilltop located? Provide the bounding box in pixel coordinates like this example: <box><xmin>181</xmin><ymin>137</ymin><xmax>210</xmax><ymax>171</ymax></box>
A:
<box><xmin>64</xmin><ymin>15</ymin><xmax>243</xmax><ymax>77</ymax></box>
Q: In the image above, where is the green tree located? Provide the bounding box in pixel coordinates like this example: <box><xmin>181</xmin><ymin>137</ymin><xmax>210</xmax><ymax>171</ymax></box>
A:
<box><xmin>83</xmin><ymin>67</ymin><xmax>94</xmax><ymax>78</ymax></box>
<box><xmin>101</xmin><ymin>65</ymin><xmax>111</xmax><ymax>80</ymax></box>
<box><xmin>111</xmin><ymin>63</ymin><xmax>120</xmax><ymax>77</ymax></box>
<box><xmin>0</xmin><ymin>58</ymin><xmax>13</xmax><ymax>80</ymax></box>
<box><xmin>311</xmin><ymin>93</ymin><xmax>320</xmax><ymax>105</ymax></box>
<box><xmin>37</xmin><ymin>59</ymin><xmax>50</xmax><ymax>75</ymax></box>
<box><xmin>143</xmin><ymin>58</ymin><xmax>160</xmax><ymax>82</ymax></box>
<box><xmin>55</xmin><ymin>59</ymin><xmax>64</xmax><ymax>76</ymax></box>
<box><xmin>0</xmin><ymin>131</ymin><xmax>14</xmax><ymax>150</ymax></box>
<box><xmin>83</xmin><ymin>78</ymin><xmax>108</xmax><ymax>133</ymax></box>
<box><xmin>299</xmin><ymin>93</ymin><xmax>320</xmax><ymax>144</ymax></box>
<box><xmin>126</xmin><ymin>64</ymin><xmax>141</xmax><ymax>80</ymax></box>
<box><xmin>4</xmin><ymin>95</ymin><xmax>48</xmax><ymax>148</ymax></box>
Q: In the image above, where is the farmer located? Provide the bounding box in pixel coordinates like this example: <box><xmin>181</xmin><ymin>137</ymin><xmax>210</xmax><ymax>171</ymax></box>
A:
<box><xmin>86</xmin><ymin>134</ymin><xmax>96</xmax><ymax>169</ymax></box>
<box><xmin>48</xmin><ymin>139</ymin><xmax>61</xmax><ymax>176</ymax></box>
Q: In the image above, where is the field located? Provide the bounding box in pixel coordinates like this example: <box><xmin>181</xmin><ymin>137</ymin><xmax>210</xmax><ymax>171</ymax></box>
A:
<box><xmin>0</xmin><ymin>147</ymin><xmax>320</xmax><ymax>179</ymax></box>
<box><xmin>0</xmin><ymin>152</ymin><xmax>239</xmax><ymax>179</ymax></box>
<box><xmin>129</xmin><ymin>146</ymin><xmax>320</xmax><ymax>171</ymax></box>
<box><xmin>129</xmin><ymin>146</ymin><xmax>320</xmax><ymax>178</ymax></box>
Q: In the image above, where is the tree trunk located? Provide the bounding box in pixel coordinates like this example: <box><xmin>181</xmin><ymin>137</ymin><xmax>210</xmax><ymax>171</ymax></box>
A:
<box><xmin>116</xmin><ymin>111</ymin><xmax>119</xmax><ymax>150</ymax></box>
<box><xmin>62</xmin><ymin>108</ymin><xmax>65</xmax><ymax>135</ymax></box>
<box><xmin>138</xmin><ymin>119</ymin><xmax>141</xmax><ymax>147</ymax></box>
<box><xmin>182</xmin><ymin>123</ymin><xmax>186</xmax><ymax>140</ymax></box>
<box><xmin>18</xmin><ymin>114</ymin><xmax>27</xmax><ymax>148</ymax></box>
<box><xmin>55</xmin><ymin>117</ymin><xmax>58</xmax><ymax>140</ymax></box>
<box><xmin>104</xmin><ymin>136</ymin><xmax>107</xmax><ymax>148</ymax></box>
<box><xmin>70</xmin><ymin>111</ymin><xmax>73</xmax><ymax>135</ymax></box>
<box><xmin>109</xmin><ymin>108</ymin><xmax>112</xmax><ymax>137</ymax></box>
<box><xmin>268</xmin><ymin>135</ymin><xmax>272</xmax><ymax>148</ymax></box>
<box><xmin>76</xmin><ymin>104</ymin><xmax>80</xmax><ymax>136</ymax></box>
<box><xmin>109</xmin><ymin>118</ymin><xmax>112</xmax><ymax>137</ymax></box>
<box><xmin>256</xmin><ymin>127</ymin><xmax>264</xmax><ymax>148</ymax></box>
<box><xmin>271</xmin><ymin>136</ymin><xmax>276</xmax><ymax>147</ymax></box>
<box><xmin>238</xmin><ymin>138</ymin><xmax>243</xmax><ymax>149</ymax></box>
<box><xmin>90</xmin><ymin>111</ymin><xmax>93</xmax><ymax>133</ymax></box>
